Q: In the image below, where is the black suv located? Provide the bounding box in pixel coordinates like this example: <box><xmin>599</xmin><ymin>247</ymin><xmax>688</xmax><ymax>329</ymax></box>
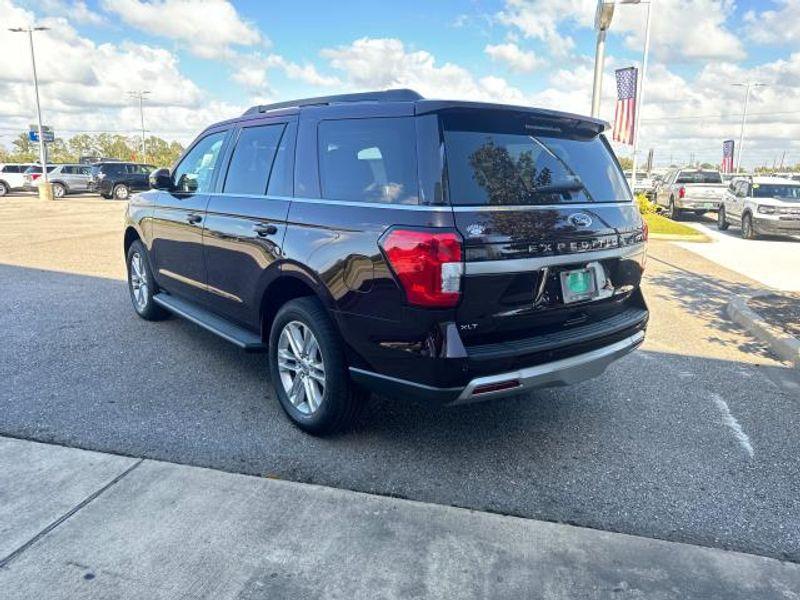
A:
<box><xmin>124</xmin><ymin>89</ymin><xmax>648</xmax><ymax>434</ymax></box>
<box><xmin>90</xmin><ymin>161</ymin><xmax>155</xmax><ymax>199</ymax></box>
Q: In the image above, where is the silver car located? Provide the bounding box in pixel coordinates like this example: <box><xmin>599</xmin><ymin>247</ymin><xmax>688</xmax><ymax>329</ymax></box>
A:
<box><xmin>718</xmin><ymin>176</ymin><xmax>800</xmax><ymax>240</ymax></box>
<box><xmin>23</xmin><ymin>164</ymin><xmax>92</xmax><ymax>198</ymax></box>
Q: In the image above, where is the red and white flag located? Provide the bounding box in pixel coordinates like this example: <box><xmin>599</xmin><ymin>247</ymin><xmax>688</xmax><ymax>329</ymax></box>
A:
<box><xmin>722</xmin><ymin>140</ymin><xmax>735</xmax><ymax>173</ymax></box>
<box><xmin>613</xmin><ymin>67</ymin><xmax>638</xmax><ymax>146</ymax></box>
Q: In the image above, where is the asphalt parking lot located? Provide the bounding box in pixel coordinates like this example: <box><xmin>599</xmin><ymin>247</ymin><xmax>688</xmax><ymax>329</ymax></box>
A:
<box><xmin>1</xmin><ymin>194</ymin><xmax>799</xmax><ymax>563</ymax></box>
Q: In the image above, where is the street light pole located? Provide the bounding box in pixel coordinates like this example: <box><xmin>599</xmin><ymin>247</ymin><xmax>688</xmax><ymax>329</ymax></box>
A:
<box><xmin>733</xmin><ymin>82</ymin><xmax>765</xmax><ymax>174</ymax></box>
<box><xmin>591</xmin><ymin>1</ymin><xmax>616</xmax><ymax>118</ymax></box>
<box><xmin>630</xmin><ymin>0</ymin><xmax>652</xmax><ymax>186</ymax></box>
<box><xmin>10</xmin><ymin>25</ymin><xmax>50</xmax><ymax>197</ymax></box>
<box><xmin>128</xmin><ymin>90</ymin><xmax>150</xmax><ymax>162</ymax></box>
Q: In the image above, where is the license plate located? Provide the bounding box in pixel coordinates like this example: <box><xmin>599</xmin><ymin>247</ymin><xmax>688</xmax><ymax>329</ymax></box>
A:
<box><xmin>560</xmin><ymin>268</ymin><xmax>598</xmax><ymax>304</ymax></box>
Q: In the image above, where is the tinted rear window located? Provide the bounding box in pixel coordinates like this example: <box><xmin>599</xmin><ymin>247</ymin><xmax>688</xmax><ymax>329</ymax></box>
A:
<box><xmin>223</xmin><ymin>124</ymin><xmax>284</xmax><ymax>195</ymax></box>
<box><xmin>676</xmin><ymin>171</ymin><xmax>722</xmax><ymax>184</ymax></box>
<box><xmin>318</xmin><ymin>117</ymin><xmax>418</xmax><ymax>204</ymax></box>
<box><xmin>443</xmin><ymin>118</ymin><xmax>629</xmax><ymax>206</ymax></box>
<box><xmin>24</xmin><ymin>166</ymin><xmax>56</xmax><ymax>174</ymax></box>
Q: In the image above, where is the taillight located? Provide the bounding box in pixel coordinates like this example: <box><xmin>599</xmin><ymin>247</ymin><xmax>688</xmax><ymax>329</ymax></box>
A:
<box><xmin>31</xmin><ymin>173</ymin><xmax>41</xmax><ymax>181</ymax></box>
<box><xmin>678</xmin><ymin>186</ymin><xmax>685</xmax><ymax>199</ymax></box>
<box><xmin>380</xmin><ymin>228</ymin><xmax>463</xmax><ymax>308</ymax></box>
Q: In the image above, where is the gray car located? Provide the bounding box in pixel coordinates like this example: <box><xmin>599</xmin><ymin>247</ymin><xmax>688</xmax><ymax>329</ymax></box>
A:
<box><xmin>24</xmin><ymin>164</ymin><xmax>92</xmax><ymax>198</ymax></box>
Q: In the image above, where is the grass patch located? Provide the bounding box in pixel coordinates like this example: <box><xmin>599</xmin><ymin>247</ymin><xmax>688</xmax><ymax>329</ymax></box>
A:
<box><xmin>644</xmin><ymin>213</ymin><xmax>705</xmax><ymax>237</ymax></box>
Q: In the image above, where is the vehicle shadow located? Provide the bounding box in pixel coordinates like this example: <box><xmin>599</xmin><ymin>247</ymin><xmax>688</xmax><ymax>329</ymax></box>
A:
<box><xmin>644</xmin><ymin>253</ymin><xmax>774</xmax><ymax>358</ymax></box>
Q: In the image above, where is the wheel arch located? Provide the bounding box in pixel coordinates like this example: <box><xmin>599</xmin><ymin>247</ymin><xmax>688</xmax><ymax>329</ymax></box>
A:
<box><xmin>124</xmin><ymin>226</ymin><xmax>141</xmax><ymax>257</ymax></box>
<box><xmin>258</xmin><ymin>268</ymin><xmax>336</xmax><ymax>342</ymax></box>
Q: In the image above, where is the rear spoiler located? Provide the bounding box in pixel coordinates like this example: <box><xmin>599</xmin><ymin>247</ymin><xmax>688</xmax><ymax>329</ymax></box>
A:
<box><xmin>415</xmin><ymin>100</ymin><xmax>608</xmax><ymax>137</ymax></box>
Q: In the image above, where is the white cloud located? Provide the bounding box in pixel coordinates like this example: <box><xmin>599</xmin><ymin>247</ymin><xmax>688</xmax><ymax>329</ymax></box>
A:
<box><xmin>484</xmin><ymin>42</ymin><xmax>544</xmax><ymax>73</ymax></box>
<box><xmin>0</xmin><ymin>0</ymin><xmax>237</xmax><ymax>145</ymax></box>
<box><xmin>230</xmin><ymin>53</ymin><xmax>340</xmax><ymax>96</ymax></box>
<box><xmin>100</xmin><ymin>0</ymin><xmax>263</xmax><ymax>59</ymax></box>
<box><xmin>498</xmin><ymin>0</ymin><xmax>744</xmax><ymax>63</ymax></box>
<box><xmin>745</xmin><ymin>0</ymin><xmax>800</xmax><ymax>46</ymax></box>
<box><xmin>38</xmin><ymin>0</ymin><xmax>105</xmax><ymax>25</ymax></box>
<box><xmin>320</xmin><ymin>37</ymin><xmax>528</xmax><ymax>104</ymax></box>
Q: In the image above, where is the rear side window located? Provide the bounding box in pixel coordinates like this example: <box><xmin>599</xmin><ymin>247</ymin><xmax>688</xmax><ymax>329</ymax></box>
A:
<box><xmin>2</xmin><ymin>165</ymin><xmax>20</xmax><ymax>173</ymax></box>
<box><xmin>443</xmin><ymin>118</ymin><xmax>629</xmax><ymax>205</ymax></box>
<box><xmin>676</xmin><ymin>171</ymin><xmax>722</xmax><ymax>184</ymax></box>
<box><xmin>318</xmin><ymin>117</ymin><xmax>418</xmax><ymax>204</ymax></box>
<box><xmin>224</xmin><ymin>124</ymin><xmax>285</xmax><ymax>195</ymax></box>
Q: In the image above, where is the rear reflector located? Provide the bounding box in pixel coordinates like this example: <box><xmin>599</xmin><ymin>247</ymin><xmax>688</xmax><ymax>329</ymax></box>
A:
<box><xmin>380</xmin><ymin>228</ymin><xmax>463</xmax><ymax>308</ymax></box>
<box><xmin>472</xmin><ymin>379</ymin><xmax>521</xmax><ymax>396</ymax></box>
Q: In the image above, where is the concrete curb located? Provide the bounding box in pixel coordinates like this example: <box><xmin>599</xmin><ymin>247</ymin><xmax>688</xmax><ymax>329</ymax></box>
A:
<box><xmin>649</xmin><ymin>232</ymin><xmax>712</xmax><ymax>242</ymax></box>
<box><xmin>727</xmin><ymin>292</ymin><xmax>800</xmax><ymax>367</ymax></box>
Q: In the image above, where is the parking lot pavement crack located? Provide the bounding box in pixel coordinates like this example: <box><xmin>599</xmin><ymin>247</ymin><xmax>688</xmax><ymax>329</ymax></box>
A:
<box><xmin>0</xmin><ymin>458</ymin><xmax>144</xmax><ymax>570</ymax></box>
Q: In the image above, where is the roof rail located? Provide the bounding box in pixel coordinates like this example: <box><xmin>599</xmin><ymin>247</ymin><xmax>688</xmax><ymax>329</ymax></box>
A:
<box><xmin>242</xmin><ymin>88</ymin><xmax>423</xmax><ymax>116</ymax></box>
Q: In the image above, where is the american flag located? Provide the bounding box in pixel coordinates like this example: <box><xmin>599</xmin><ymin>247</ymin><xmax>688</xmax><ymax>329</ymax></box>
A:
<box><xmin>613</xmin><ymin>67</ymin><xmax>638</xmax><ymax>145</ymax></box>
<box><xmin>722</xmin><ymin>140</ymin><xmax>735</xmax><ymax>173</ymax></box>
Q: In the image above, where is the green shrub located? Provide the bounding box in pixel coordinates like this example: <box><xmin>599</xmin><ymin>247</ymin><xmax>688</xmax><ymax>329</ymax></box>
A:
<box><xmin>636</xmin><ymin>193</ymin><xmax>658</xmax><ymax>215</ymax></box>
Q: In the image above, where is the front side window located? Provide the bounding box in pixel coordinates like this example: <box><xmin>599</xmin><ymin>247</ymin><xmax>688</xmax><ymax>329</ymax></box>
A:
<box><xmin>318</xmin><ymin>117</ymin><xmax>418</xmax><ymax>204</ymax></box>
<box><xmin>223</xmin><ymin>124</ymin><xmax>285</xmax><ymax>195</ymax></box>
<box><xmin>443</xmin><ymin>116</ymin><xmax>629</xmax><ymax>205</ymax></box>
<box><xmin>173</xmin><ymin>131</ymin><xmax>226</xmax><ymax>194</ymax></box>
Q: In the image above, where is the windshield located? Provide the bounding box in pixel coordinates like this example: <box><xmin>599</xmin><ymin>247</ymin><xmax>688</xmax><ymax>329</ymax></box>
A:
<box><xmin>752</xmin><ymin>184</ymin><xmax>800</xmax><ymax>200</ymax></box>
<box><xmin>24</xmin><ymin>166</ymin><xmax>56</xmax><ymax>174</ymax></box>
<box><xmin>442</xmin><ymin>117</ymin><xmax>630</xmax><ymax>206</ymax></box>
<box><xmin>676</xmin><ymin>171</ymin><xmax>722</xmax><ymax>184</ymax></box>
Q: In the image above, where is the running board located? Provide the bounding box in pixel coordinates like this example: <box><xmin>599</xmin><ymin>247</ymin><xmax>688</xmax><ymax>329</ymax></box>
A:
<box><xmin>152</xmin><ymin>293</ymin><xmax>266</xmax><ymax>352</ymax></box>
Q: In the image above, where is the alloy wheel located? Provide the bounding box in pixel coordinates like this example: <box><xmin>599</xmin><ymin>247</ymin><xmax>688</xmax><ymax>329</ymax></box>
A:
<box><xmin>53</xmin><ymin>184</ymin><xmax>65</xmax><ymax>198</ymax></box>
<box><xmin>115</xmin><ymin>185</ymin><xmax>129</xmax><ymax>199</ymax></box>
<box><xmin>129</xmin><ymin>251</ymin><xmax>149</xmax><ymax>311</ymax></box>
<box><xmin>277</xmin><ymin>320</ymin><xmax>326</xmax><ymax>415</ymax></box>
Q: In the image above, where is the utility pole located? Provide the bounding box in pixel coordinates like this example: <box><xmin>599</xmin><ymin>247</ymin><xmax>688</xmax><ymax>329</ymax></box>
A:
<box><xmin>9</xmin><ymin>25</ymin><xmax>51</xmax><ymax>199</ymax></box>
<box><xmin>128</xmin><ymin>90</ymin><xmax>150</xmax><ymax>161</ymax></box>
<box><xmin>733</xmin><ymin>82</ymin><xmax>766</xmax><ymax>174</ymax></box>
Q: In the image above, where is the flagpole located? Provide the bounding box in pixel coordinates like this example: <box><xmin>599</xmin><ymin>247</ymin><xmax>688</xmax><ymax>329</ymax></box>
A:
<box><xmin>630</xmin><ymin>0</ymin><xmax>652</xmax><ymax>190</ymax></box>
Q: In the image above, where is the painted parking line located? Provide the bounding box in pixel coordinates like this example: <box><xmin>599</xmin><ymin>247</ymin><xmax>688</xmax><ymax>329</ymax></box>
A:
<box><xmin>710</xmin><ymin>392</ymin><xmax>754</xmax><ymax>458</ymax></box>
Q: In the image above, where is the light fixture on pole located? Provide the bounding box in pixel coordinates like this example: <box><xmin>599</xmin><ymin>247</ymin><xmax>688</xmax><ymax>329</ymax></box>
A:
<box><xmin>591</xmin><ymin>0</ymin><xmax>616</xmax><ymax>118</ymax></box>
<box><xmin>9</xmin><ymin>25</ymin><xmax>51</xmax><ymax>200</ymax></box>
<box><xmin>128</xmin><ymin>90</ymin><xmax>151</xmax><ymax>162</ymax></box>
<box><xmin>732</xmin><ymin>82</ymin><xmax>766</xmax><ymax>174</ymax></box>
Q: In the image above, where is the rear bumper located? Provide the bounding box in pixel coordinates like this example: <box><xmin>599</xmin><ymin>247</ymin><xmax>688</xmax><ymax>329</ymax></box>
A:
<box><xmin>676</xmin><ymin>199</ymin><xmax>720</xmax><ymax>211</ymax></box>
<box><xmin>350</xmin><ymin>330</ymin><xmax>645</xmax><ymax>405</ymax></box>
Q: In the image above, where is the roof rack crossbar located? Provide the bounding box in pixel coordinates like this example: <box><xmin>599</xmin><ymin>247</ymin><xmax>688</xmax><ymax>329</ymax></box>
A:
<box><xmin>243</xmin><ymin>88</ymin><xmax>423</xmax><ymax>116</ymax></box>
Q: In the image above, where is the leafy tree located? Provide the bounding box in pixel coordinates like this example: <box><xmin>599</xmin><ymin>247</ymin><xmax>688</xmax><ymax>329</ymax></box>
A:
<box><xmin>618</xmin><ymin>157</ymin><xmax>633</xmax><ymax>170</ymax></box>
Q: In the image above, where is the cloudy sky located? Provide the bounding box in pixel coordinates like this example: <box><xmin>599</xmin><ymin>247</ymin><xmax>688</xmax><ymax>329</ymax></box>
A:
<box><xmin>2</xmin><ymin>0</ymin><xmax>799</xmax><ymax>168</ymax></box>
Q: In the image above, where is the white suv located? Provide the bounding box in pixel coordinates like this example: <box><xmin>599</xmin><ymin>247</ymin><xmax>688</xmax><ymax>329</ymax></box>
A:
<box><xmin>0</xmin><ymin>163</ymin><xmax>35</xmax><ymax>196</ymax></box>
<box><xmin>718</xmin><ymin>176</ymin><xmax>800</xmax><ymax>240</ymax></box>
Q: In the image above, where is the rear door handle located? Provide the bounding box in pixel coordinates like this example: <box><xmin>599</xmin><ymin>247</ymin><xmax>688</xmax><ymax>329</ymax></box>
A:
<box><xmin>186</xmin><ymin>213</ymin><xmax>203</xmax><ymax>224</ymax></box>
<box><xmin>253</xmin><ymin>223</ymin><xmax>278</xmax><ymax>236</ymax></box>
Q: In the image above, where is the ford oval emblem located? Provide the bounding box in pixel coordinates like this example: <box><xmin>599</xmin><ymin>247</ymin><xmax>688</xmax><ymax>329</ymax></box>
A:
<box><xmin>569</xmin><ymin>213</ymin><xmax>593</xmax><ymax>228</ymax></box>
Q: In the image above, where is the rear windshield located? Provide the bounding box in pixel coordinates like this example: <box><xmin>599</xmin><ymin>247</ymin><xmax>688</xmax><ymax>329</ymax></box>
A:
<box><xmin>752</xmin><ymin>184</ymin><xmax>800</xmax><ymax>200</ymax></box>
<box><xmin>24</xmin><ymin>166</ymin><xmax>56</xmax><ymax>174</ymax></box>
<box><xmin>442</xmin><ymin>117</ymin><xmax>630</xmax><ymax>206</ymax></box>
<box><xmin>676</xmin><ymin>171</ymin><xmax>722</xmax><ymax>184</ymax></box>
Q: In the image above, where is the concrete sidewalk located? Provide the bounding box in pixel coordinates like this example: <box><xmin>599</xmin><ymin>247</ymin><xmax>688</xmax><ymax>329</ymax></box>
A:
<box><xmin>1</xmin><ymin>437</ymin><xmax>798</xmax><ymax>599</ymax></box>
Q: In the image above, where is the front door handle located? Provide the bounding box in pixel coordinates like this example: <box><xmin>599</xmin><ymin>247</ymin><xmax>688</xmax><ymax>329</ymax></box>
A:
<box><xmin>253</xmin><ymin>223</ymin><xmax>278</xmax><ymax>236</ymax></box>
<box><xmin>186</xmin><ymin>213</ymin><xmax>202</xmax><ymax>224</ymax></box>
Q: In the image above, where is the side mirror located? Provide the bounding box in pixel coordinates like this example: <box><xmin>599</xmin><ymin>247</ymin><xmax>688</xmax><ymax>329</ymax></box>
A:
<box><xmin>149</xmin><ymin>168</ymin><xmax>172</xmax><ymax>190</ymax></box>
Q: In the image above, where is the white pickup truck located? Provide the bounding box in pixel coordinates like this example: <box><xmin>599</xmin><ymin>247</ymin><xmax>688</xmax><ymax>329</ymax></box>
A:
<box><xmin>655</xmin><ymin>168</ymin><xmax>727</xmax><ymax>220</ymax></box>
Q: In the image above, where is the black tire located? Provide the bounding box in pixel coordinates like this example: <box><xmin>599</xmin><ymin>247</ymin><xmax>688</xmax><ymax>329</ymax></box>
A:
<box><xmin>52</xmin><ymin>183</ymin><xmax>67</xmax><ymax>199</ymax></box>
<box><xmin>113</xmin><ymin>184</ymin><xmax>130</xmax><ymax>200</ymax></box>
<box><xmin>717</xmin><ymin>206</ymin><xmax>730</xmax><ymax>230</ymax></box>
<box><xmin>126</xmin><ymin>240</ymin><xmax>168</xmax><ymax>321</ymax></box>
<box><xmin>0</xmin><ymin>181</ymin><xmax>8</xmax><ymax>196</ymax></box>
<box><xmin>268</xmin><ymin>296</ymin><xmax>365</xmax><ymax>434</ymax></box>
<box><xmin>668</xmin><ymin>198</ymin><xmax>682</xmax><ymax>220</ymax></box>
<box><xmin>741</xmin><ymin>213</ymin><xmax>757</xmax><ymax>240</ymax></box>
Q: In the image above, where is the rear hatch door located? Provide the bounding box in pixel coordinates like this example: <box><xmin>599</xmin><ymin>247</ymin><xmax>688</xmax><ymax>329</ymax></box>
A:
<box><xmin>437</xmin><ymin>108</ymin><xmax>647</xmax><ymax>352</ymax></box>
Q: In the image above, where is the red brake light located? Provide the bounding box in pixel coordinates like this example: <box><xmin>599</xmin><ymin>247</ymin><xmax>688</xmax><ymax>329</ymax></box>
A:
<box><xmin>678</xmin><ymin>186</ymin><xmax>686</xmax><ymax>198</ymax></box>
<box><xmin>31</xmin><ymin>173</ymin><xmax>41</xmax><ymax>180</ymax></box>
<box><xmin>380</xmin><ymin>228</ymin><xmax>463</xmax><ymax>308</ymax></box>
